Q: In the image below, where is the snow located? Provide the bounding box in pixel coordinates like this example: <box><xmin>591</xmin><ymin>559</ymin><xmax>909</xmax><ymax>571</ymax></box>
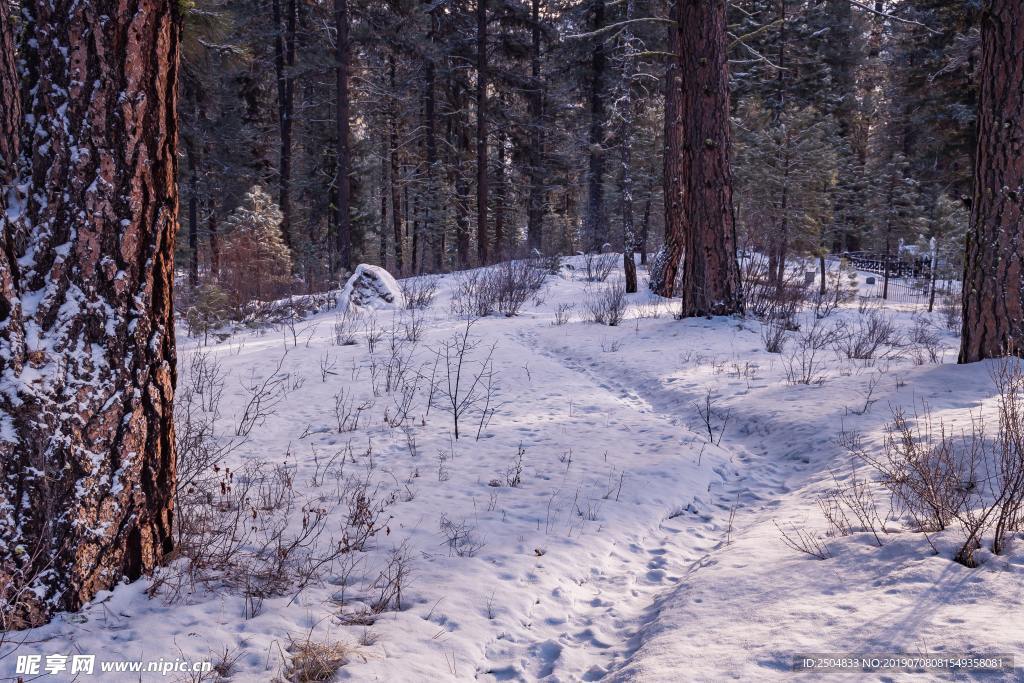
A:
<box><xmin>340</xmin><ymin>264</ymin><xmax>405</xmax><ymax>312</ymax></box>
<box><xmin>3</xmin><ymin>257</ymin><xmax>1023</xmax><ymax>681</ymax></box>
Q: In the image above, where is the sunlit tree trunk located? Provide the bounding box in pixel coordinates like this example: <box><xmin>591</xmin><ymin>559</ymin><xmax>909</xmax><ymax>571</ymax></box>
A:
<box><xmin>673</xmin><ymin>0</ymin><xmax>742</xmax><ymax>316</ymax></box>
<box><xmin>0</xmin><ymin>0</ymin><xmax>179</xmax><ymax>628</ymax></box>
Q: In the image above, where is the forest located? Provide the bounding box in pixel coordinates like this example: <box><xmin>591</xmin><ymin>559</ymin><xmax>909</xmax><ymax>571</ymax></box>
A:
<box><xmin>3</xmin><ymin>1</ymin><xmax>1024</xmax><ymax>681</ymax></box>
<box><xmin>173</xmin><ymin>0</ymin><xmax>975</xmax><ymax>297</ymax></box>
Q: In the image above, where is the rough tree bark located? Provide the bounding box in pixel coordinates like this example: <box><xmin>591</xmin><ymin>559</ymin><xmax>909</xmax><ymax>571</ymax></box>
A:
<box><xmin>0</xmin><ymin>0</ymin><xmax>179</xmax><ymax>628</ymax></box>
<box><xmin>476</xmin><ymin>0</ymin><xmax>489</xmax><ymax>265</ymax></box>
<box><xmin>671</xmin><ymin>0</ymin><xmax>743</xmax><ymax>316</ymax></box>
<box><xmin>960</xmin><ymin>0</ymin><xmax>1024</xmax><ymax>362</ymax></box>
<box><xmin>335</xmin><ymin>0</ymin><xmax>352</xmax><ymax>271</ymax></box>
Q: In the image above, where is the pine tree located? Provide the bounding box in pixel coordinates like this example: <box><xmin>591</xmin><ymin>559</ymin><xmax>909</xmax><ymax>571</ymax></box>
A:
<box><xmin>220</xmin><ymin>186</ymin><xmax>295</xmax><ymax>306</ymax></box>
<box><xmin>658</xmin><ymin>0</ymin><xmax>742</xmax><ymax>316</ymax></box>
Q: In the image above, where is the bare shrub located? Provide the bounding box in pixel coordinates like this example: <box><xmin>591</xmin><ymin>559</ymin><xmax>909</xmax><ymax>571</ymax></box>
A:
<box><xmin>840</xmin><ymin>389</ymin><xmax>1024</xmax><ymax>567</ymax></box>
<box><xmin>553</xmin><ymin>303</ymin><xmax>575</xmax><ymax>326</ymax></box>
<box><xmin>490</xmin><ymin>259</ymin><xmax>549</xmax><ymax>316</ymax></box>
<box><xmin>585</xmin><ymin>278</ymin><xmax>628</xmax><ymax>326</ymax></box>
<box><xmin>164</xmin><ymin>455</ymin><xmax>394</xmax><ymax>607</ymax></box>
<box><xmin>773</xmin><ymin>520</ymin><xmax>832</xmax><ymax>560</ymax></box>
<box><xmin>175</xmin><ymin>353</ymin><xmax>245</xmax><ymax>509</ymax></box>
<box><xmin>909</xmin><ymin>317</ymin><xmax>944</xmax><ymax>365</ymax></box>
<box><xmin>989</xmin><ymin>361</ymin><xmax>1024</xmax><ymax>555</ymax></box>
<box><xmin>841</xmin><ymin>409</ymin><xmax>969</xmax><ymax>535</ymax></box>
<box><xmin>811</xmin><ymin>267</ymin><xmax>852</xmax><ymax>319</ymax></box>
<box><xmin>693</xmin><ymin>386</ymin><xmax>731</xmax><ymax>445</ymax></box>
<box><xmin>236</xmin><ymin>353</ymin><xmax>288</xmax><ymax>436</ymax></box>
<box><xmin>402</xmin><ymin>308</ymin><xmax>426</xmax><ymax>342</ymax></box>
<box><xmin>431</xmin><ymin>319</ymin><xmax>499</xmax><ymax>439</ymax></box>
<box><xmin>940</xmin><ymin>292</ymin><xmax>962</xmax><ymax>335</ymax></box>
<box><xmin>400</xmin><ymin>275</ymin><xmax>440</xmax><ymax>310</ymax></box>
<box><xmin>333</xmin><ymin>388</ymin><xmax>373</xmax><ymax>432</ymax></box>
<box><xmin>369</xmin><ymin>543</ymin><xmax>412</xmax><ymax>613</ymax></box>
<box><xmin>449</xmin><ymin>270</ymin><xmax>497</xmax><ymax>318</ymax></box>
<box><xmin>505</xmin><ymin>444</ymin><xmax>525</xmax><ymax>487</ymax></box>
<box><xmin>582</xmin><ymin>252</ymin><xmax>616</xmax><ymax>282</ymax></box>
<box><xmin>743</xmin><ymin>254</ymin><xmax>808</xmax><ymax>327</ymax></box>
<box><xmin>817</xmin><ymin>466</ymin><xmax>887</xmax><ymax>546</ymax></box>
<box><xmin>368</xmin><ymin>323</ymin><xmax>417</xmax><ymax>397</ymax></box>
<box><xmin>782</xmin><ymin>317</ymin><xmax>837</xmax><ymax>385</ymax></box>
<box><xmin>363</xmin><ymin>315</ymin><xmax>384</xmax><ymax>354</ymax></box>
<box><xmin>333</xmin><ymin>309</ymin><xmax>359</xmax><ymax>346</ymax></box>
<box><xmin>439</xmin><ymin>514</ymin><xmax>485</xmax><ymax>557</ymax></box>
<box><xmin>833</xmin><ymin>310</ymin><xmax>903</xmax><ymax>360</ymax></box>
<box><xmin>761</xmin><ymin>319</ymin><xmax>787</xmax><ymax>353</ymax></box>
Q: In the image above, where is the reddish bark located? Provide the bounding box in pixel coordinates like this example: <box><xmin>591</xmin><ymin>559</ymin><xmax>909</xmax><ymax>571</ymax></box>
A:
<box><xmin>658</xmin><ymin>0</ymin><xmax>743</xmax><ymax>316</ymax></box>
<box><xmin>0</xmin><ymin>0</ymin><xmax>179</xmax><ymax>627</ymax></box>
<box><xmin>960</xmin><ymin>0</ymin><xmax>1024</xmax><ymax>362</ymax></box>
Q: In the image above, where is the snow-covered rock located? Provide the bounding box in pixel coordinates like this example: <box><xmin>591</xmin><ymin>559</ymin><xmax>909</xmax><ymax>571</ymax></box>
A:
<box><xmin>340</xmin><ymin>264</ymin><xmax>404</xmax><ymax>311</ymax></box>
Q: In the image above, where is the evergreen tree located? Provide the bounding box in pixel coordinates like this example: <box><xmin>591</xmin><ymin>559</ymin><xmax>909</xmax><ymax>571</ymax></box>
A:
<box><xmin>220</xmin><ymin>186</ymin><xmax>295</xmax><ymax>306</ymax></box>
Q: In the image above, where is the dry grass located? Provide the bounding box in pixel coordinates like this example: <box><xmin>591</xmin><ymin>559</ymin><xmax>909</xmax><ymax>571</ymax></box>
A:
<box><xmin>285</xmin><ymin>638</ymin><xmax>356</xmax><ymax>682</ymax></box>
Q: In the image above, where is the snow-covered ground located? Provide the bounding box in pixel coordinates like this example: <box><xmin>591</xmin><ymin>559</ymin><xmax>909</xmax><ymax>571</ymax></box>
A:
<box><xmin>4</xmin><ymin>257</ymin><xmax>1023</xmax><ymax>682</ymax></box>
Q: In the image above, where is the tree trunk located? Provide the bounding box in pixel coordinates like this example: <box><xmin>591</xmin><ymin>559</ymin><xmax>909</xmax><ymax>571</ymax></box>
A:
<box><xmin>0</xmin><ymin>0</ymin><xmax>179</xmax><ymax>628</ymax></box>
<box><xmin>388</xmin><ymin>56</ymin><xmax>404</xmax><ymax>275</ymax></box>
<box><xmin>650</xmin><ymin>0</ymin><xmax>684</xmax><ymax>297</ymax></box>
<box><xmin>639</xmin><ymin>194</ymin><xmax>651</xmax><ymax>265</ymax></box>
<box><xmin>208</xmin><ymin>199</ymin><xmax>220</xmax><ymax>280</ymax></box>
<box><xmin>494</xmin><ymin>129</ymin><xmax>506</xmax><ymax>259</ymax></box>
<box><xmin>476</xmin><ymin>0</ymin><xmax>489</xmax><ymax>265</ymax></box>
<box><xmin>674</xmin><ymin>0</ymin><xmax>743</xmax><ymax>317</ymax></box>
<box><xmin>450</xmin><ymin>76</ymin><xmax>472</xmax><ymax>269</ymax></box>
<box><xmin>271</xmin><ymin>0</ymin><xmax>296</xmax><ymax>249</ymax></box>
<box><xmin>584</xmin><ymin>0</ymin><xmax>607</xmax><ymax>252</ymax></box>
<box><xmin>0</xmin><ymin>6</ymin><xmax>17</xmax><ymax>186</ymax></box>
<box><xmin>379</xmin><ymin>142</ymin><xmax>388</xmax><ymax>267</ymax></box>
<box><xmin>960</xmin><ymin>0</ymin><xmax>1024</xmax><ymax>362</ymax></box>
<box><xmin>335</xmin><ymin>0</ymin><xmax>352</xmax><ymax>272</ymax></box>
<box><xmin>774</xmin><ymin>144</ymin><xmax>791</xmax><ymax>285</ymax></box>
<box><xmin>421</xmin><ymin>1</ymin><xmax>441</xmax><ymax>273</ymax></box>
<box><xmin>526</xmin><ymin>0</ymin><xmax>544</xmax><ymax>254</ymax></box>
<box><xmin>186</xmin><ymin>142</ymin><xmax>200</xmax><ymax>287</ymax></box>
<box><xmin>620</xmin><ymin>0</ymin><xmax>639</xmax><ymax>293</ymax></box>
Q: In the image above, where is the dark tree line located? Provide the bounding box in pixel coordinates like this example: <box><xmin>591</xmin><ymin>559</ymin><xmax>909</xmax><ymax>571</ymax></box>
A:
<box><xmin>170</xmin><ymin>1</ymin><xmax>980</xmax><ymax>305</ymax></box>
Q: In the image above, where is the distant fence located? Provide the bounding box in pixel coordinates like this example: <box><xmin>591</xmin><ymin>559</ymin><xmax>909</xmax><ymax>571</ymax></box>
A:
<box><xmin>844</xmin><ymin>251</ymin><xmax>928</xmax><ymax>279</ymax></box>
<box><xmin>861</xmin><ymin>275</ymin><xmax>960</xmax><ymax>305</ymax></box>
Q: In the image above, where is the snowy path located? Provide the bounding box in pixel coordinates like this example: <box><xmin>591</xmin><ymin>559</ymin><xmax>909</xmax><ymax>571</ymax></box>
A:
<box><xmin>512</xmin><ymin>326</ymin><xmax>810</xmax><ymax>679</ymax></box>
<box><xmin>526</xmin><ymin>316</ymin><xmax>1023</xmax><ymax>682</ymax></box>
